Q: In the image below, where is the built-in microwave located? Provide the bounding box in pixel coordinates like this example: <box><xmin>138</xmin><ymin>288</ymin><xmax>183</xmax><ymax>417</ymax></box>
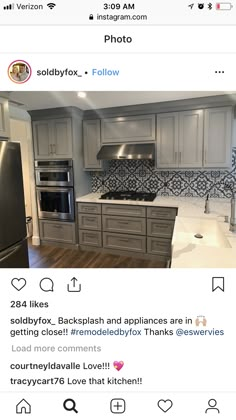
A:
<box><xmin>35</xmin><ymin>160</ymin><xmax>73</xmax><ymax>187</ymax></box>
<box><xmin>36</xmin><ymin>187</ymin><xmax>75</xmax><ymax>221</ymax></box>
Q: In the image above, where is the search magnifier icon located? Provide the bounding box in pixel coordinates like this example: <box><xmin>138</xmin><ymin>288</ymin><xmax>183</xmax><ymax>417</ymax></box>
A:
<box><xmin>63</xmin><ymin>399</ymin><xmax>78</xmax><ymax>414</ymax></box>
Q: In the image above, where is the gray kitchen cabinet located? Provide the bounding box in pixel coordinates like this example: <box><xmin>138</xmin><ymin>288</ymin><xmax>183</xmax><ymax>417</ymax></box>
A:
<box><xmin>33</xmin><ymin>120</ymin><xmax>51</xmax><ymax>158</ymax></box>
<box><xmin>77</xmin><ymin>201</ymin><xmax>177</xmax><ymax>260</ymax></box>
<box><xmin>101</xmin><ymin>114</ymin><xmax>155</xmax><ymax>143</ymax></box>
<box><xmin>79</xmin><ymin>214</ymin><xmax>102</xmax><ymax>231</ymax></box>
<box><xmin>79</xmin><ymin>230</ymin><xmax>102</xmax><ymax>247</ymax></box>
<box><xmin>156</xmin><ymin>110</ymin><xmax>203</xmax><ymax>168</ymax></box>
<box><xmin>33</xmin><ymin>118</ymin><xmax>72</xmax><ymax>159</ymax></box>
<box><xmin>102</xmin><ymin>214</ymin><xmax>146</xmax><ymax>235</ymax></box>
<box><xmin>78</xmin><ymin>203</ymin><xmax>101</xmax><ymax>214</ymax></box>
<box><xmin>0</xmin><ymin>98</ymin><xmax>10</xmax><ymax>138</ymax></box>
<box><xmin>157</xmin><ymin>107</ymin><xmax>232</xmax><ymax>169</ymax></box>
<box><xmin>147</xmin><ymin>219</ymin><xmax>175</xmax><ymax>239</ymax></box>
<box><xmin>39</xmin><ymin>220</ymin><xmax>76</xmax><ymax>244</ymax></box>
<box><xmin>77</xmin><ymin>202</ymin><xmax>102</xmax><ymax>247</ymax></box>
<box><xmin>147</xmin><ymin>207</ymin><xmax>177</xmax><ymax>220</ymax></box>
<box><xmin>147</xmin><ymin>237</ymin><xmax>171</xmax><ymax>256</ymax></box>
<box><xmin>178</xmin><ymin>110</ymin><xmax>203</xmax><ymax>168</ymax></box>
<box><xmin>102</xmin><ymin>204</ymin><xmax>146</xmax><ymax>218</ymax></box>
<box><xmin>204</xmin><ymin>107</ymin><xmax>232</xmax><ymax>168</ymax></box>
<box><xmin>83</xmin><ymin>119</ymin><xmax>102</xmax><ymax>170</ymax></box>
<box><xmin>103</xmin><ymin>232</ymin><xmax>146</xmax><ymax>253</ymax></box>
<box><xmin>53</xmin><ymin>118</ymin><xmax>73</xmax><ymax>158</ymax></box>
<box><xmin>156</xmin><ymin>112</ymin><xmax>179</xmax><ymax>168</ymax></box>
<box><xmin>147</xmin><ymin>206</ymin><xmax>177</xmax><ymax>258</ymax></box>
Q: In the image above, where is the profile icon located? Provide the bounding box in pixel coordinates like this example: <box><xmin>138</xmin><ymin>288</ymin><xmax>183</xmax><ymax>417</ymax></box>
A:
<box><xmin>205</xmin><ymin>399</ymin><xmax>220</xmax><ymax>414</ymax></box>
<box><xmin>8</xmin><ymin>60</ymin><xmax>31</xmax><ymax>84</ymax></box>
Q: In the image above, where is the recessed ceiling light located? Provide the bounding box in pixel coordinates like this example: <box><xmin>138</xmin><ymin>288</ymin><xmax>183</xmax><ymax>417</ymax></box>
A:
<box><xmin>77</xmin><ymin>92</ymin><xmax>87</xmax><ymax>98</ymax></box>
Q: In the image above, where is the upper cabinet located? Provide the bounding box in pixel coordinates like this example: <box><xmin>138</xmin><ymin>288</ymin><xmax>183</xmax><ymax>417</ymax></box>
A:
<box><xmin>0</xmin><ymin>98</ymin><xmax>10</xmax><ymax>139</ymax></box>
<box><xmin>203</xmin><ymin>107</ymin><xmax>232</xmax><ymax>168</ymax></box>
<box><xmin>156</xmin><ymin>112</ymin><xmax>179</xmax><ymax>168</ymax></box>
<box><xmin>156</xmin><ymin>107</ymin><xmax>232</xmax><ymax>169</ymax></box>
<box><xmin>178</xmin><ymin>110</ymin><xmax>204</xmax><ymax>168</ymax></box>
<box><xmin>101</xmin><ymin>114</ymin><xmax>155</xmax><ymax>143</ymax></box>
<box><xmin>83</xmin><ymin>120</ymin><xmax>102</xmax><ymax>170</ymax></box>
<box><xmin>156</xmin><ymin>110</ymin><xmax>203</xmax><ymax>168</ymax></box>
<box><xmin>33</xmin><ymin>118</ymin><xmax>73</xmax><ymax>159</ymax></box>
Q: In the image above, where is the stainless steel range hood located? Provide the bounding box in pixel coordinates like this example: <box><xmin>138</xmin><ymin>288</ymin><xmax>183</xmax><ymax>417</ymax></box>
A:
<box><xmin>97</xmin><ymin>143</ymin><xmax>155</xmax><ymax>160</ymax></box>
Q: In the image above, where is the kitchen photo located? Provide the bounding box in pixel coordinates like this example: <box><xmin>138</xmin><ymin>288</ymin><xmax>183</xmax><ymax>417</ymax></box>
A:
<box><xmin>0</xmin><ymin>91</ymin><xmax>236</xmax><ymax>268</ymax></box>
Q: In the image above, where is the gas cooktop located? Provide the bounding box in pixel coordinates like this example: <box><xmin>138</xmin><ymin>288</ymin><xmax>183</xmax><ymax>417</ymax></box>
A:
<box><xmin>100</xmin><ymin>191</ymin><xmax>156</xmax><ymax>202</ymax></box>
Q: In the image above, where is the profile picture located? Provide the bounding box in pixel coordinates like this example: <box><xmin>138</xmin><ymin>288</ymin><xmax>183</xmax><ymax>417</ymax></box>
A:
<box><xmin>8</xmin><ymin>60</ymin><xmax>32</xmax><ymax>84</ymax></box>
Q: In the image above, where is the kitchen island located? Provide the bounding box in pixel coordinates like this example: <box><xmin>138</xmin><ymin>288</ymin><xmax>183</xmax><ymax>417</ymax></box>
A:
<box><xmin>77</xmin><ymin>193</ymin><xmax>236</xmax><ymax>268</ymax></box>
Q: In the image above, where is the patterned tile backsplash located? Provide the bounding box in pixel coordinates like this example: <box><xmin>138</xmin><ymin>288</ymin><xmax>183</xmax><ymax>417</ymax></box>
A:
<box><xmin>91</xmin><ymin>148</ymin><xmax>236</xmax><ymax>198</ymax></box>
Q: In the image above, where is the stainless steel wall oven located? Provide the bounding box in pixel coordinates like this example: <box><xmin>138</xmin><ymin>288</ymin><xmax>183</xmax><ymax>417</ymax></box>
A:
<box><xmin>35</xmin><ymin>160</ymin><xmax>75</xmax><ymax>221</ymax></box>
<box><xmin>35</xmin><ymin>159</ymin><xmax>73</xmax><ymax>187</ymax></box>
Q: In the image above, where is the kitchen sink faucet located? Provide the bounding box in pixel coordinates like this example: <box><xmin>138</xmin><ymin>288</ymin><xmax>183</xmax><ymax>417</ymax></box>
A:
<box><xmin>225</xmin><ymin>183</ymin><xmax>236</xmax><ymax>232</ymax></box>
<box><xmin>230</xmin><ymin>190</ymin><xmax>236</xmax><ymax>232</ymax></box>
<box><xmin>204</xmin><ymin>194</ymin><xmax>210</xmax><ymax>214</ymax></box>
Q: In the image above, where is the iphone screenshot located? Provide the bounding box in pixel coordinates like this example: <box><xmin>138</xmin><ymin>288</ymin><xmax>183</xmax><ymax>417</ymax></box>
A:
<box><xmin>0</xmin><ymin>0</ymin><xmax>236</xmax><ymax>418</ymax></box>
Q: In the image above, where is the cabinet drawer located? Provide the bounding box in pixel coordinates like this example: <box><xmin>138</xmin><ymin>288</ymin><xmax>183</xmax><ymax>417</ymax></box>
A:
<box><xmin>103</xmin><ymin>232</ymin><xmax>146</xmax><ymax>253</ymax></box>
<box><xmin>102</xmin><ymin>204</ymin><xmax>146</xmax><ymax>218</ymax></box>
<box><xmin>79</xmin><ymin>214</ymin><xmax>101</xmax><ymax>231</ymax></box>
<box><xmin>39</xmin><ymin>220</ymin><xmax>76</xmax><ymax>244</ymax></box>
<box><xmin>79</xmin><ymin>230</ymin><xmax>102</xmax><ymax>247</ymax></box>
<box><xmin>147</xmin><ymin>237</ymin><xmax>171</xmax><ymax>256</ymax></box>
<box><xmin>103</xmin><ymin>215</ymin><xmax>146</xmax><ymax>235</ymax></box>
<box><xmin>147</xmin><ymin>219</ymin><xmax>174</xmax><ymax>238</ymax></box>
<box><xmin>78</xmin><ymin>203</ymin><xmax>101</xmax><ymax>214</ymax></box>
<box><xmin>147</xmin><ymin>207</ymin><xmax>177</xmax><ymax>220</ymax></box>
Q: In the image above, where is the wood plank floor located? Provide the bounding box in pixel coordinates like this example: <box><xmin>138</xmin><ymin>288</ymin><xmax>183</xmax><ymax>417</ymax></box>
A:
<box><xmin>28</xmin><ymin>242</ymin><xmax>166</xmax><ymax>268</ymax></box>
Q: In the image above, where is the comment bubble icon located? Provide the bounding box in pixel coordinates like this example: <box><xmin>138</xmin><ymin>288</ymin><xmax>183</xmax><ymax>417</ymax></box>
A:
<box><xmin>39</xmin><ymin>277</ymin><xmax>54</xmax><ymax>292</ymax></box>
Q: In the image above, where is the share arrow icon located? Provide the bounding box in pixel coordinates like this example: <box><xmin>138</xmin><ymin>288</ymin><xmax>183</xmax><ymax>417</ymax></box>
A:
<box><xmin>67</xmin><ymin>277</ymin><xmax>82</xmax><ymax>292</ymax></box>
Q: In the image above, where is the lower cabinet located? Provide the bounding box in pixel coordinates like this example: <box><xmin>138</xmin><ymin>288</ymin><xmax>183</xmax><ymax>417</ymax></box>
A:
<box><xmin>78</xmin><ymin>203</ymin><xmax>102</xmax><ymax>247</ymax></box>
<box><xmin>39</xmin><ymin>220</ymin><xmax>76</xmax><ymax>244</ymax></box>
<box><xmin>147</xmin><ymin>219</ymin><xmax>175</xmax><ymax>239</ymax></box>
<box><xmin>146</xmin><ymin>206</ymin><xmax>177</xmax><ymax>258</ymax></box>
<box><xmin>79</xmin><ymin>230</ymin><xmax>102</xmax><ymax>247</ymax></box>
<box><xmin>147</xmin><ymin>237</ymin><xmax>171</xmax><ymax>256</ymax></box>
<box><xmin>103</xmin><ymin>232</ymin><xmax>146</xmax><ymax>253</ymax></box>
<box><xmin>102</xmin><ymin>214</ymin><xmax>146</xmax><ymax>235</ymax></box>
<box><xmin>77</xmin><ymin>202</ymin><xmax>178</xmax><ymax>260</ymax></box>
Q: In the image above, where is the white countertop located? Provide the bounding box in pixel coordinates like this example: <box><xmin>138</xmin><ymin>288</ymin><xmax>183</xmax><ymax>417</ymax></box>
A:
<box><xmin>76</xmin><ymin>193</ymin><xmax>236</xmax><ymax>268</ymax></box>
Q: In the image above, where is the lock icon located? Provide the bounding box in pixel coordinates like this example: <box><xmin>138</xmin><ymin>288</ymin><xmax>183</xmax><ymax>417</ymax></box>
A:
<box><xmin>89</xmin><ymin>14</ymin><xmax>94</xmax><ymax>20</ymax></box>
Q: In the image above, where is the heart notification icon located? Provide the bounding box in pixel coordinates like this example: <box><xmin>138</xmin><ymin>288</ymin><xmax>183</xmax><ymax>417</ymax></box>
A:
<box><xmin>157</xmin><ymin>399</ymin><xmax>173</xmax><ymax>413</ymax></box>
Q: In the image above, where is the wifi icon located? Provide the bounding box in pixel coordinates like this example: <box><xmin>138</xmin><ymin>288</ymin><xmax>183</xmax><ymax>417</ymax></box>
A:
<box><xmin>47</xmin><ymin>2</ymin><xmax>56</xmax><ymax>9</ymax></box>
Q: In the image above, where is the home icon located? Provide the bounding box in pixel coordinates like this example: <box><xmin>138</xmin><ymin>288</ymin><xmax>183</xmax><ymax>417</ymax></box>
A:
<box><xmin>16</xmin><ymin>399</ymin><xmax>31</xmax><ymax>414</ymax></box>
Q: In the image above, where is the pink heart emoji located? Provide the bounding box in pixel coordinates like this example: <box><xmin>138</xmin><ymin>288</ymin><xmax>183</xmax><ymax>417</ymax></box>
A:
<box><xmin>113</xmin><ymin>361</ymin><xmax>124</xmax><ymax>371</ymax></box>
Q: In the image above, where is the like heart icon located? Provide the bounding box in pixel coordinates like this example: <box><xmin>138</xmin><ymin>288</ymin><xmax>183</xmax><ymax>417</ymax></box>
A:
<box><xmin>113</xmin><ymin>361</ymin><xmax>124</xmax><ymax>371</ymax></box>
<box><xmin>11</xmin><ymin>278</ymin><xmax>27</xmax><ymax>291</ymax></box>
<box><xmin>157</xmin><ymin>399</ymin><xmax>173</xmax><ymax>413</ymax></box>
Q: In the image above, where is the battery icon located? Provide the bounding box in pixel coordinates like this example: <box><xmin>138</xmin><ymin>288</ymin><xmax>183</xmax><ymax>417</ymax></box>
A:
<box><xmin>216</xmin><ymin>2</ymin><xmax>233</xmax><ymax>9</ymax></box>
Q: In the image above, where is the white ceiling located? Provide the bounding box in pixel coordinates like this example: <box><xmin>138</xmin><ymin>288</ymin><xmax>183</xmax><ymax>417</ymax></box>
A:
<box><xmin>8</xmin><ymin>91</ymin><xmax>236</xmax><ymax>111</ymax></box>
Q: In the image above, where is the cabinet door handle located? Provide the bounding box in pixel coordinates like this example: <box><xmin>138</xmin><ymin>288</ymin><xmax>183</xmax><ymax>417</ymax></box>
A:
<box><xmin>204</xmin><ymin>150</ymin><xmax>207</xmax><ymax>163</ymax></box>
<box><xmin>175</xmin><ymin>151</ymin><xmax>178</xmax><ymax>163</ymax></box>
<box><xmin>53</xmin><ymin>144</ymin><xmax>56</xmax><ymax>154</ymax></box>
<box><xmin>49</xmin><ymin>144</ymin><xmax>52</xmax><ymax>154</ymax></box>
<box><xmin>179</xmin><ymin>151</ymin><xmax>181</xmax><ymax>163</ymax></box>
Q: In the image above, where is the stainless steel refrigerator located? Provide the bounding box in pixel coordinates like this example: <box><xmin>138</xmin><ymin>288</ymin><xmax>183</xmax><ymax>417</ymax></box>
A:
<box><xmin>0</xmin><ymin>142</ymin><xmax>29</xmax><ymax>268</ymax></box>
